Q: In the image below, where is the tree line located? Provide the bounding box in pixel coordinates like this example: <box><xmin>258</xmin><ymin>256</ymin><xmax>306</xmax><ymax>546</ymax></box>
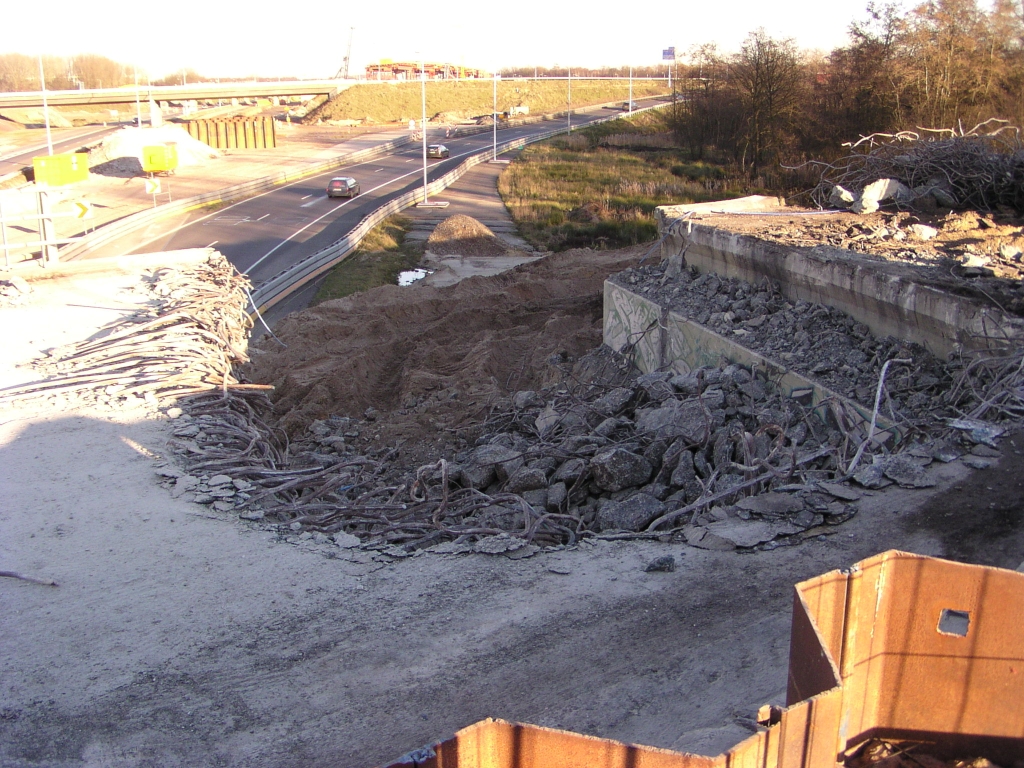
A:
<box><xmin>0</xmin><ymin>53</ymin><xmax>207</xmax><ymax>91</ymax></box>
<box><xmin>668</xmin><ymin>0</ymin><xmax>1024</xmax><ymax>177</ymax></box>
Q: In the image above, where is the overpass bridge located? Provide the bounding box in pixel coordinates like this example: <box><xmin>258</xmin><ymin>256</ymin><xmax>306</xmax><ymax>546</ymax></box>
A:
<box><xmin>0</xmin><ymin>80</ymin><xmax>359</xmax><ymax>109</ymax></box>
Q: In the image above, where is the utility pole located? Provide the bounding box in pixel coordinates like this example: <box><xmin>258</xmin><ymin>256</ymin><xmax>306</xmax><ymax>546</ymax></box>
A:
<box><xmin>420</xmin><ymin>58</ymin><xmax>428</xmax><ymax>202</ymax></box>
<box><xmin>37</xmin><ymin>55</ymin><xmax>52</xmax><ymax>155</ymax></box>
<box><xmin>567</xmin><ymin>67</ymin><xmax>571</xmax><ymax>133</ymax></box>
<box><xmin>134</xmin><ymin>65</ymin><xmax>142</xmax><ymax>126</ymax></box>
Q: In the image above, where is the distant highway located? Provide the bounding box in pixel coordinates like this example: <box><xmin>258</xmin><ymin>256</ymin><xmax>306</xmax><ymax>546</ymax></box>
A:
<box><xmin>98</xmin><ymin>97</ymin><xmax>670</xmax><ymax>288</ymax></box>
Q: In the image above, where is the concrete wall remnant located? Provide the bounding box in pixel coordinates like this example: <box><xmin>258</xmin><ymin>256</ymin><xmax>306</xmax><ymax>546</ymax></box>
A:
<box><xmin>378</xmin><ymin>551</ymin><xmax>1024</xmax><ymax>768</ymax></box>
<box><xmin>654</xmin><ymin>204</ymin><xmax>1024</xmax><ymax>358</ymax></box>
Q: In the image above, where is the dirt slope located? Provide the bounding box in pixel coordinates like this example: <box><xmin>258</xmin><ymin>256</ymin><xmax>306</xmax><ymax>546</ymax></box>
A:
<box><xmin>247</xmin><ymin>248</ymin><xmax>644</xmax><ymax>451</ymax></box>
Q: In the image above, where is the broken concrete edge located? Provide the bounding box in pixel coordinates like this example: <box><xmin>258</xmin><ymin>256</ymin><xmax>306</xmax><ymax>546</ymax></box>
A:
<box><xmin>654</xmin><ymin>206</ymin><xmax>1024</xmax><ymax>359</ymax></box>
<box><xmin>658</xmin><ymin>195</ymin><xmax>787</xmax><ymax>216</ymax></box>
<box><xmin>602</xmin><ymin>280</ymin><xmax>897</xmax><ymax>445</ymax></box>
<box><xmin>4</xmin><ymin>247</ymin><xmax>218</xmax><ymax>283</ymax></box>
<box><xmin>378</xmin><ymin>552</ymin><xmax>1024</xmax><ymax>768</ymax></box>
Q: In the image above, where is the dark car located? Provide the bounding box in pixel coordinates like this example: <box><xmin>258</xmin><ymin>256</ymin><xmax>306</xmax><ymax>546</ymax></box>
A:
<box><xmin>326</xmin><ymin>176</ymin><xmax>360</xmax><ymax>198</ymax></box>
<box><xmin>426</xmin><ymin>144</ymin><xmax>450</xmax><ymax>159</ymax></box>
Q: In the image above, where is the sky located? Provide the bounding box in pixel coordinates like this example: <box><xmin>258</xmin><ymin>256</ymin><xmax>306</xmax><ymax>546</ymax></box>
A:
<box><xmin>6</xmin><ymin>0</ymin><xmax>901</xmax><ymax>81</ymax></box>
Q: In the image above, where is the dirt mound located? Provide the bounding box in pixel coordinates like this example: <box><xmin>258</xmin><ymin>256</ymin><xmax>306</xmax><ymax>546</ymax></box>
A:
<box><xmin>568</xmin><ymin>202</ymin><xmax>608</xmax><ymax>223</ymax></box>
<box><xmin>426</xmin><ymin>214</ymin><xmax>509</xmax><ymax>257</ymax></box>
<box><xmin>245</xmin><ymin>246</ymin><xmax>645</xmax><ymax>457</ymax></box>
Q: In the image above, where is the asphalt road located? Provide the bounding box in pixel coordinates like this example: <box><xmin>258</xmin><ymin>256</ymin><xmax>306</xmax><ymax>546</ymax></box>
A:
<box><xmin>0</xmin><ymin>125</ymin><xmax>116</xmax><ymax>178</ymax></box>
<box><xmin>115</xmin><ymin>98</ymin><xmax>669</xmax><ymax>286</ymax></box>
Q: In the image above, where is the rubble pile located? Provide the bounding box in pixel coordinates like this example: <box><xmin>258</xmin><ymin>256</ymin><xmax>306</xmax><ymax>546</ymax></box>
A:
<box><xmin>847</xmin><ymin>739</ymin><xmax>1009</xmax><ymax>768</ymax></box>
<box><xmin>164</xmin><ymin>331</ymin><xmax>1008</xmax><ymax>553</ymax></box>
<box><xmin>613</xmin><ymin>263</ymin><xmax>957</xmax><ymax>427</ymax></box>
<box><xmin>150</xmin><ymin>251</ymin><xmax>1024</xmax><ymax>554</ymax></box>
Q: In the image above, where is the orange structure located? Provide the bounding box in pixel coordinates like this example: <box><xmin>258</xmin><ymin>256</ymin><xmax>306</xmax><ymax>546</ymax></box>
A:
<box><xmin>379</xmin><ymin>551</ymin><xmax>1024</xmax><ymax>768</ymax></box>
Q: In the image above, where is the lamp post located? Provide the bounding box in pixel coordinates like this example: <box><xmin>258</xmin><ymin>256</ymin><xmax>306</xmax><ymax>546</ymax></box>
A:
<box><xmin>420</xmin><ymin>57</ymin><xmax>428</xmax><ymax>203</ymax></box>
<box><xmin>492</xmin><ymin>67</ymin><xmax>498</xmax><ymax>160</ymax></box>
<box><xmin>629</xmin><ymin>65</ymin><xmax>633</xmax><ymax>113</ymax></box>
<box><xmin>567</xmin><ymin>66</ymin><xmax>571</xmax><ymax>133</ymax></box>
<box><xmin>37</xmin><ymin>54</ymin><xmax>52</xmax><ymax>155</ymax></box>
<box><xmin>134</xmin><ymin>65</ymin><xmax>142</xmax><ymax>127</ymax></box>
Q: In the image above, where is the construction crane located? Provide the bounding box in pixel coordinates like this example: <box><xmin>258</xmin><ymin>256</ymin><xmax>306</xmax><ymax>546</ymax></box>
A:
<box><xmin>334</xmin><ymin>28</ymin><xmax>355</xmax><ymax>79</ymax></box>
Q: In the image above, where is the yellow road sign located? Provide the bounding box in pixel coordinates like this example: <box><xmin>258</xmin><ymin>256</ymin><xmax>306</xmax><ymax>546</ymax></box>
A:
<box><xmin>144</xmin><ymin>178</ymin><xmax>161</xmax><ymax>195</ymax></box>
<box><xmin>74</xmin><ymin>200</ymin><xmax>92</xmax><ymax>219</ymax></box>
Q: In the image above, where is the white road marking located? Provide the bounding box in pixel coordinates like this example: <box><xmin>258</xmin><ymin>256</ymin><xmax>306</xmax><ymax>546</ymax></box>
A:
<box><xmin>206</xmin><ymin>240</ymin><xmax>218</xmax><ymax>247</ymax></box>
<box><xmin>300</xmin><ymin>197</ymin><xmax>321</xmax><ymax>208</ymax></box>
<box><xmin>256</xmin><ymin>213</ymin><xmax>270</xmax><ymax>221</ymax></box>
<box><xmin>300</xmin><ymin>194</ymin><xmax>311</xmax><ymax>200</ymax></box>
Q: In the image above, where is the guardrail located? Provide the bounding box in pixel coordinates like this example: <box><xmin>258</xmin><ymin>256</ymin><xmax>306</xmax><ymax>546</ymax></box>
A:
<box><xmin>58</xmin><ymin>134</ymin><xmax>415</xmax><ymax>262</ymax></box>
<box><xmin>249</xmin><ymin>101</ymin><xmax>668</xmax><ymax>313</ymax></box>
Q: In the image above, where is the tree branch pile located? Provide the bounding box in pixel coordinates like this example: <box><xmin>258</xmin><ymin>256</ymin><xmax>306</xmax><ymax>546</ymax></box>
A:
<box><xmin>0</xmin><ymin>254</ymin><xmax>266</xmax><ymax>409</ymax></box>
<box><xmin>809</xmin><ymin>122</ymin><xmax>1024</xmax><ymax>213</ymax></box>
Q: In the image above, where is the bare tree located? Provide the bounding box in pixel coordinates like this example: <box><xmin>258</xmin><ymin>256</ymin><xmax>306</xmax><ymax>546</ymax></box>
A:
<box><xmin>731</xmin><ymin>29</ymin><xmax>804</xmax><ymax>175</ymax></box>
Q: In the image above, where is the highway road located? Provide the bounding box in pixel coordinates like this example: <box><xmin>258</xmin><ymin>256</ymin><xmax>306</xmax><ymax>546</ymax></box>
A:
<box><xmin>0</xmin><ymin>125</ymin><xmax>117</xmax><ymax>178</ymax></box>
<box><xmin>107</xmin><ymin>97</ymin><xmax>669</xmax><ymax>288</ymax></box>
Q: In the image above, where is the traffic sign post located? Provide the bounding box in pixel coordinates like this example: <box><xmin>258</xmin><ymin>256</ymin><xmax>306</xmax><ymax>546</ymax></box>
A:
<box><xmin>145</xmin><ymin>177</ymin><xmax>161</xmax><ymax>208</ymax></box>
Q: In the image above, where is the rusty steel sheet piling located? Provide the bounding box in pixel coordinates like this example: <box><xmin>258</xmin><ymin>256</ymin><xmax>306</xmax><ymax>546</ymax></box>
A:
<box><xmin>378</xmin><ymin>551</ymin><xmax>1024</xmax><ymax>768</ymax></box>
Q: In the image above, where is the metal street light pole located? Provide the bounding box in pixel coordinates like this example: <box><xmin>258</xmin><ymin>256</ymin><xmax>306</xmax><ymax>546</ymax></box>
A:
<box><xmin>420</xmin><ymin>58</ymin><xmax>428</xmax><ymax>203</ymax></box>
<box><xmin>567</xmin><ymin>67</ymin><xmax>571</xmax><ymax>133</ymax></box>
<box><xmin>37</xmin><ymin>54</ymin><xmax>52</xmax><ymax>155</ymax></box>
<box><xmin>629</xmin><ymin>65</ymin><xmax>633</xmax><ymax>113</ymax></box>
<box><xmin>492</xmin><ymin>67</ymin><xmax>498</xmax><ymax>160</ymax></box>
<box><xmin>134</xmin><ymin>65</ymin><xmax>142</xmax><ymax>127</ymax></box>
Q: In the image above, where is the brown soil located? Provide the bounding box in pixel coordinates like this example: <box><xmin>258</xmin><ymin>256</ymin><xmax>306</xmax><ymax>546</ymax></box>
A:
<box><xmin>246</xmin><ymin>247</ymin><xmax>644</xmax><ymax>461</ymax></box>
<box><xmin>425</xmin><ymin>214</ymin><xmax>510</xmax><ymax>257</ymax></box>
<box><xmin>703</xmin><ymin>208</ymin><xmax>1024</xmax><ymax>315</ymax></box>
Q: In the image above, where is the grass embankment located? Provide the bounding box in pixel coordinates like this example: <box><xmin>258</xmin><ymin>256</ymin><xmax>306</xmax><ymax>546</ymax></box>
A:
<box><xmin>498</xmin><ymin>111</ymin><xmax>752</xmax><ymax>251</ymax></box>
<box><xmin>313</xmin><ymin>216</ymin><xmax>419</xmax><ymax>303</ymax></box>
<box><xmin>310</xmin><ymin>80</ymin><xmax>669</xmax><ymax>124</ymax></box>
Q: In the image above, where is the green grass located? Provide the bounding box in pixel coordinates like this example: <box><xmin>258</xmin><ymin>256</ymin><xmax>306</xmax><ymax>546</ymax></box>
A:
<box><xmin>497</xmin><ymin>115</ymin><xmax>749</xmax><ymax>251</ymax></box>
<box><xmin>310</xmin><ymin>80</ymin><xmax>670</xmax><ymax>124</ymax></box>
<box><xmin>313</xmin><ymin>215</ymin><xmax>421</xmax><ymax>303</ymax></box>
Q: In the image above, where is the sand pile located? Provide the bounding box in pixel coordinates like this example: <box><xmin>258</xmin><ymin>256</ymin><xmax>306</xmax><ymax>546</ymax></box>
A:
<box><xmin>88</xmin><ymin>126</ymin><xmax>220</xmax><ymax>176</ymax></box>
<box><xmin>426</xmin><ymin>214</ymin><xmax>509</xmax><ymax>257</ymax></box>
<box><xmin>245</xmin><ymin>246</ymin><xmax>644</xmax><ymax>453</ymax></box>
